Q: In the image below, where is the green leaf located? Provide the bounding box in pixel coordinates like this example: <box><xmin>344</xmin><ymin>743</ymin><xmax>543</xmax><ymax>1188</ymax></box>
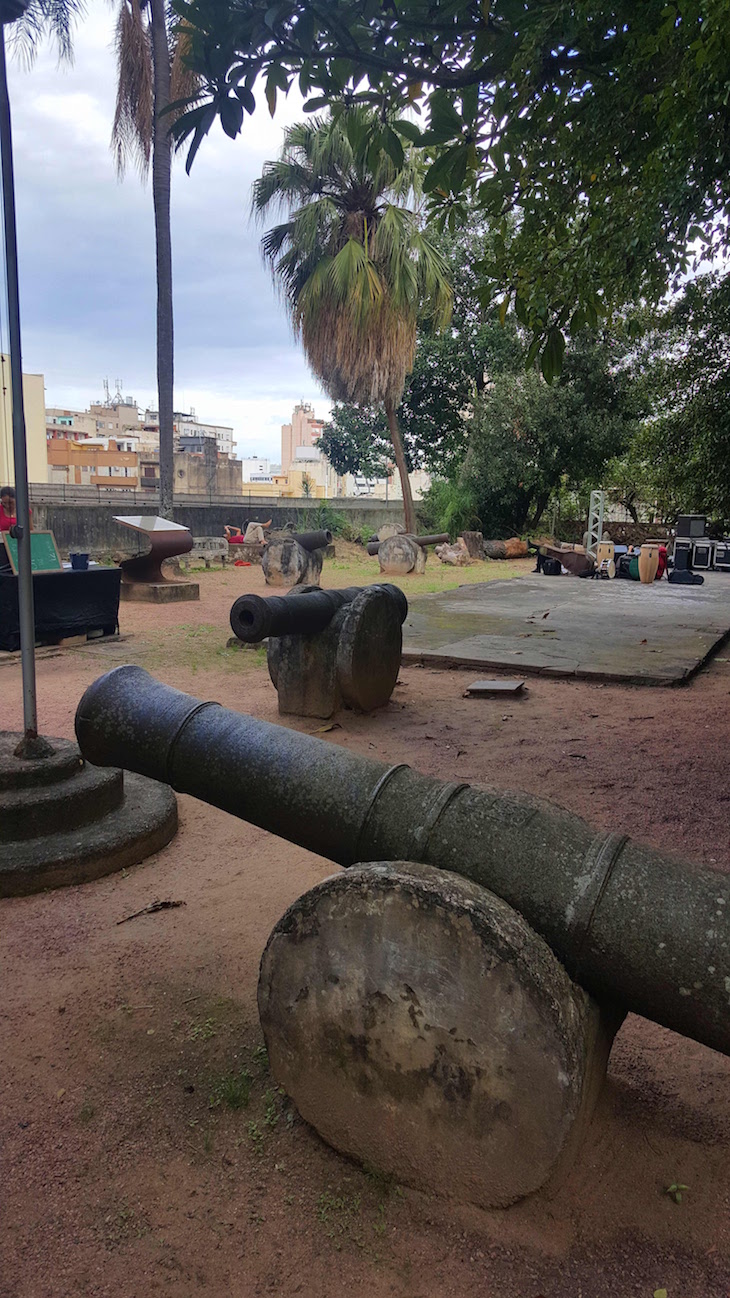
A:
<box><xmin>423</xmin><ymin>145</ymin><xmax>461</xmax><ymax>194</ymax></box>
<box><xmin>429</xmin><ymin>89</ymin><xmax>464</xmax><ymax>138</ymax></box>
<box><xmin>514</xmin><ymin>294</ymin><xmax>529</xmax><ymax>326</ymax></box>
<box><xmin>499</xmin><ymin>296</ymin><xmax>509</xmax><ymax>326</ymax></box>
<box><xmin>525</xmin><ymin>333</ymin><xmax>542</xmax><ymax>368</ymax></box>
<box><xmin>654</xmin><ymin>1290</ymin><xmax>668</xmax><ymax>1298</ymax></box>
<box><xmin>382</xmin><ymin>125</ymin><xmax>405</xmax><ymax>169</ymax></box>
<box><xmin>184</xmin><ymin>104</ymin><xmax>216</xmax><ymax>175</ymax></box>
<box><xmin>541</xmin><ymin>327</ymin><xmax>566</xmax><ymax>383</ymax></box>
<box><xmin>234</xmin><ymin>85</ymin><xmax>256</xmax><ymax>115</ymax></box>
<box><xmin>303</xmin><ymin>96</ymin><xmax>330</xmax><ymax>113</ymax></box>
<box><xmin>220</xmin><ymin>96</ymin><xmax>244</xmax><ymax>139</ymax></box>
<box><xmin>392</xmin><ymin>119</ymin><xmax>422</xmax><ymax>144</ymax></box>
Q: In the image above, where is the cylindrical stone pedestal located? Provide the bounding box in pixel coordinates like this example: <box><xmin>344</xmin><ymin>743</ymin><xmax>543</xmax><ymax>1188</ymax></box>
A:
<box><xmin>0</xmin><ymin>732</ymin><xmax>177</xmax><ymax>897</ymax></box>
<box><xmin>259</xmin><ymin>861</ymin><xmax>621</xmax><ymax>1208</ymax></box>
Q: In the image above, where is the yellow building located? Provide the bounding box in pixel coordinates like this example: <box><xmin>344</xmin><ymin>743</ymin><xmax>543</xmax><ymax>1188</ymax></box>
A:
<box><xmin>0</xmin><ymin>355</ymin><xmax>47</xmax><ymax>486</ymax></box>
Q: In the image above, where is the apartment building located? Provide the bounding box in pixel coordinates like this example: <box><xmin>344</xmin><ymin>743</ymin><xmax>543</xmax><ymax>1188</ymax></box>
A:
<box><xmin>281</xmin><ymin>401</ymin><xmax>326</xmax><ymax>473</ymax></box>
<box><xmin>47</xmin><ymin>437</ymin><xmax>140</xmax><ymax>487</ymax></box>
<box><xmin>0</xmin><ymin>355</ymin><xmax>47</xmax><ymax>486</ymax></box>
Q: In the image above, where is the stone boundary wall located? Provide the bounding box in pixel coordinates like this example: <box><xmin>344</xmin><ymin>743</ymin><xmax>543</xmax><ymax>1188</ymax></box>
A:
<box><xmin>27</xmin><ymin>488</ymin><xmax>410</xmax><ymax>558</ymax></box>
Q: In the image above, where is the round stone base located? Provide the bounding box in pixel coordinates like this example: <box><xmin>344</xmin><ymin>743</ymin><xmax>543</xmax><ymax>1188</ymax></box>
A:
<box><xmin>259</xmin><ymin>861</ymin><xmax>620</xmax><ymax>1208</ymax></box>
<box><xmin>0</xmin><ymin>732</ymin><xmax>177</xmax><ymax>897</ymax></box>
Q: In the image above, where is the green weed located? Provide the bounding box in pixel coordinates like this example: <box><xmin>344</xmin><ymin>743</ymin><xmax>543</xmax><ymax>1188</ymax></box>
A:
<box><xmin>209</xmin><ymin>1068</ymin><xmax>253</xmax><ymax>1111</ymax></box>
<box><xmin>188</xmin><ymin>1018</ymin><xmax>217</xmax><ymax>1042</ymax></box>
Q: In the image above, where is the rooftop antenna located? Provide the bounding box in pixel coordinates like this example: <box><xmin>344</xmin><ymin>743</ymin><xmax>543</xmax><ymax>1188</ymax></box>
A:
<box><xmin>113</xmin><ymin>378</ymin><xmax>124</xmax><ymax>404</ymax></box>
<box><xmin>103</xmin><ymin>377</ymin><xmax>111</xmax><ymax>406</ymax></box>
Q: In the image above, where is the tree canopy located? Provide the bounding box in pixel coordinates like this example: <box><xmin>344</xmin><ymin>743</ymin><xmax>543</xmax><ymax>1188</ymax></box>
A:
<box><xmin>253</xmin><ymin>106</ymin><xmax>452</xmax><ymax>531</ymax></box>
<box><xmin>320</xmin><ymin>218</ymin><xmax>524</xmax><ymax>479</ymax></box>
<box><xmin>172</xmin><ymin>0</ymin><xmax>730</xmax><ymax>371</ymax></box>
<box><xmin>605</xmin><ymin>271</ymin><xmax>730</xmax><ymax>523</ymax></box>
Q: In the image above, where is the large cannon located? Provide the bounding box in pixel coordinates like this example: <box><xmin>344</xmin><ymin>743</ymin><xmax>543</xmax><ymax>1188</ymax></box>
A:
<box><xmin>230</xmin><ymin>583</ymin><xmax>408</xmax><ymax>718</ymax></box>
<box><xmin>262</xmin><ymin>529</ymin><xmax>333</xmax><ymax>587</ymax></box>
<box><xmin>230</xmin><ymin>583</ymin><xmax>406</xmax><ymax>643</ymax></box>
<box><xmin>75</xmin><ymin>667</ymin><xmax>730</xmax><ymax>1207</ymax></box>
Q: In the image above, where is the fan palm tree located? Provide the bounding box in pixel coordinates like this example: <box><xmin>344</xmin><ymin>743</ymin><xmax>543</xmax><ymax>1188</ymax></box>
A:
<box><xmin>253</xmin><ymin>109</ymin><xmax>453</xmax><ymax>534</ymax></box>
<box><xmin>112</xmin><ymin>1</ymin><xmax>197</xmax><ymax>519</ymax></box>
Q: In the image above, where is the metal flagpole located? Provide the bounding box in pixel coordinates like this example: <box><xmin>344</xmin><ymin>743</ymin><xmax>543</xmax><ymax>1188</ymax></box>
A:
<box><xmin>0</xmin><ymin>21</ymin><xmax>44</xmax><ymax>755</ymax></box>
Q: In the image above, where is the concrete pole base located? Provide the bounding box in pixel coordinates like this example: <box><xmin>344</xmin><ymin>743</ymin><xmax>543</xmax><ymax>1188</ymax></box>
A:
<box><xmin>259</xmin><ymin>861</ymin><xmax>623</xmax><ymax>1208</ymax></box>
<box><xmin>0</xmin><ymin>731</ymin><xmax>177</xmax><ymax>897</ymax></box>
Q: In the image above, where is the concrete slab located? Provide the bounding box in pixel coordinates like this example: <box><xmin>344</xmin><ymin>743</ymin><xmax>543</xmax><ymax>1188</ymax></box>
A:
<box><xmin>402</xmin><ymin>573</ymin><xmax>730</xmax><ymax>685</ymax></box>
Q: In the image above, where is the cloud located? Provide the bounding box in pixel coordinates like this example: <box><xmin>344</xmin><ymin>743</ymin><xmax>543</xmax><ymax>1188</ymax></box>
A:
<box><xmin>7</xmin><ymin>11</ymin><xmax>328</xmax><ymax>459</ymax></box>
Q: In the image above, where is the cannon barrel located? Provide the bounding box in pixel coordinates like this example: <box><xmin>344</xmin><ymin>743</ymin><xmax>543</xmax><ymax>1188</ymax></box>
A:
<box><xmin>75</xmin><ymin>667</ymin><xmax>730</xmax><ymax>1057</ymax></box>
<box><xmin>367</xmin><ymin>532</ymin><xmax>449</xmax><ymax>556</ymax></box>
<box><xmin>288</xmin><ymin>529</ymin><xmax>332</xmax><ymax>552</ymax></box>
<box><xmin>230</xmin><ymin>583</ymin><xmax>408</xmax><ymax>643</ymax></box>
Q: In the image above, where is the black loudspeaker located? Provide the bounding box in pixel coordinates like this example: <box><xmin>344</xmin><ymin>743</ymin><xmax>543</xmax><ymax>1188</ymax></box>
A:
<box><xmin>541</xmin><ymin>557</ymin><xmax>562</xmax><ymax>576</ymax></box>
<box><xmin>676</xmin><ymin>514</ymin><xmax>706</xmax><ymax>538</ymax></box>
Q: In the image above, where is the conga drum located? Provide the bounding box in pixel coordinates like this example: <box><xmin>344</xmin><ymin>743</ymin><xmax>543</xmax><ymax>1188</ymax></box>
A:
<box><xmin>638</xmin><ymin>543</ymin><xmax>659</xmax><ymax>584</ymax></box>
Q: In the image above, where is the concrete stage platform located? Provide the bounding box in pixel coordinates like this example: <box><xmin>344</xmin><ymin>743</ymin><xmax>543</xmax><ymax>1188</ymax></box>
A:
<box><xmin>402</xmin><ymin>573</ymin><xmax>730</xmax><ymax>685</ymax></box>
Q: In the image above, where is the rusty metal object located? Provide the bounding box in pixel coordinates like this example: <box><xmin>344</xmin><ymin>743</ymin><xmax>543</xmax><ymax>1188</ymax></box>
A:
<box><xmin>114</xmin><ymin>517</ymin><xmax>194</xmax><ymax>585</ymax></box>
<box><xmin>367</xmin><ymin>533</ymin><xmax>449</xmax><ymax>556</ymax></box>
<box><xmin>230</xmin><ymin>583</ymin><xmax>407</xmax><ymax>643</ymax></box>
<box><xmin>76</xmin><ymin>666</ymin><xmax>730</xmax><ymax>1058</ymax></box>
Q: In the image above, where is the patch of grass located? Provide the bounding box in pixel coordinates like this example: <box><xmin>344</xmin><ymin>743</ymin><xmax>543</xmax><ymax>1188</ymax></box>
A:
<box><xmin>325</xmin><ymin>551</ymin><xmax>532</xmax><ymax>596</ymax></box>
<box><xmin>188</xmin><ymin>1017</ymin><xmax>217</xmax><ymax>1042</ymax></box>
<box><xmin>209</xmin><ymin>1068</ymin><xmax>253</xmax><ymax>1111</ymax></box>
<box><xmin>252</xmin><ymin>1044</ymin><xmax>269</xmax><ymax>1072</ymax></box>
<box><xmin>317</xmin><ymin>1190</ymin><xmax>362</xmax><ymax>1227</ymax></box>
<box><xmin>247</xmin><ymin>1120</ymin><xmax>264</xmax><ymax>1152</ymax></box>
<box><xmin>263</xmin><ymin>1088</ymin><xmax>279</xmax><ymax>1128</ymax></box>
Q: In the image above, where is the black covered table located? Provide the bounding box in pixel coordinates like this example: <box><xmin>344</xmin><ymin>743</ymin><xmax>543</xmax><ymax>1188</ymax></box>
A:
<box><xmin>0</xmin><ymin>568</ymin><xmax>121</xmax><ymax>652</ymax></box>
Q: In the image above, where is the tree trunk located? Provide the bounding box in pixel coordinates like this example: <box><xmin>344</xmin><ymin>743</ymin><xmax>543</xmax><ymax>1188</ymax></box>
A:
<box><xmin>384</xmin><ymin>400</ymin><xmax>415</xmax><ymax>535</ymax></box>
<box><xmin>150</xmin><ymin>0</ymin><xmax>174</xmax><ymax>521</ymax></box>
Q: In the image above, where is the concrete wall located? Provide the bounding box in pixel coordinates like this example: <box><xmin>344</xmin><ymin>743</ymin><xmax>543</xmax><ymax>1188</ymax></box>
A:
<box><xmin>27</xmin><ymin>486</ymin><xmax>412</xmax><ymax>557</ymax></box>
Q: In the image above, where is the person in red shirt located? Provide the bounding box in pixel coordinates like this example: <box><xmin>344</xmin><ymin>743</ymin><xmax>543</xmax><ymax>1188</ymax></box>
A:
<box><xmin>0</xmin><ymin>486</ymin><xmax>32</xmax><ymax>535</ymax></box>
<box><xmin>0</xmin><ymin>485</ymin><xmax>17</xmax><ymax>531</ymax></box>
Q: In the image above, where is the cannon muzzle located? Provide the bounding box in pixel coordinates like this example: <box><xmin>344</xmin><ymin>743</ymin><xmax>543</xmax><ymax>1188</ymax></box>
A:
<box><xmin>75</xmin><ymin>667</ymin><xmax>730</xmax><ymax>1057</ymax></box>
<box><xmin>230</xmin><ymin>583</ymin><xmax>407</xmax><ymax>643</ymax></box>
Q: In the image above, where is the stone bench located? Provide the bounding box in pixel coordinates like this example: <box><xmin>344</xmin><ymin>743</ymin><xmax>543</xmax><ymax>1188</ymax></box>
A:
<box><xmin>181</xmin><ymin>537</ymin><xmax>229</xmax><ymax>570</ymax></box>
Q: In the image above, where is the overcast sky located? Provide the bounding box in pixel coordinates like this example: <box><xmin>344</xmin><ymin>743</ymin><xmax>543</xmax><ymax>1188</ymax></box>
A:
<box><xmin>7</xmin><ymin>11</ymin><xmax>328</xmax><ymax>461</ymax></box>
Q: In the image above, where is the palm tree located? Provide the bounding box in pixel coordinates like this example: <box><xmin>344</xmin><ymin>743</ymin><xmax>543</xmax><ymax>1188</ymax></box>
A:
<box><xmin>253</xmin><ymin>109</ymin><xmax>452</xmax><ymax>534</ymax></box>
<box><xmin>112</xmin><ymin>1</ymin><xmax>197</xmax><ymax>519</ymax></box>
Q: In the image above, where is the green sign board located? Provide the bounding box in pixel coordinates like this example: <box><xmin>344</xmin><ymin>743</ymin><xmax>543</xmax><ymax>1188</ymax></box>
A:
<box><xmin>3</xmin><ymin>530</ymin><xmax>62</xmax><ymax>574</ymax></box>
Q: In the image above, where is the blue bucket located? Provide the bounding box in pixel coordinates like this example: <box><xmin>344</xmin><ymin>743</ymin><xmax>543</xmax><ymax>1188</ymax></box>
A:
<box><xmin>70</xmin><ymin>552</ymin><xmax>89</xmax><ymax>571</ymax></box>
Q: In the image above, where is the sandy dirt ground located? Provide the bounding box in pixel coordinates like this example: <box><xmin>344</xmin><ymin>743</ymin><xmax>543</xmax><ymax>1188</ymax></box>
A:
<box><xmin>2</xmin><ymin>555</ymin><xmax>729</xmax><ymax>1298</ymax></box>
